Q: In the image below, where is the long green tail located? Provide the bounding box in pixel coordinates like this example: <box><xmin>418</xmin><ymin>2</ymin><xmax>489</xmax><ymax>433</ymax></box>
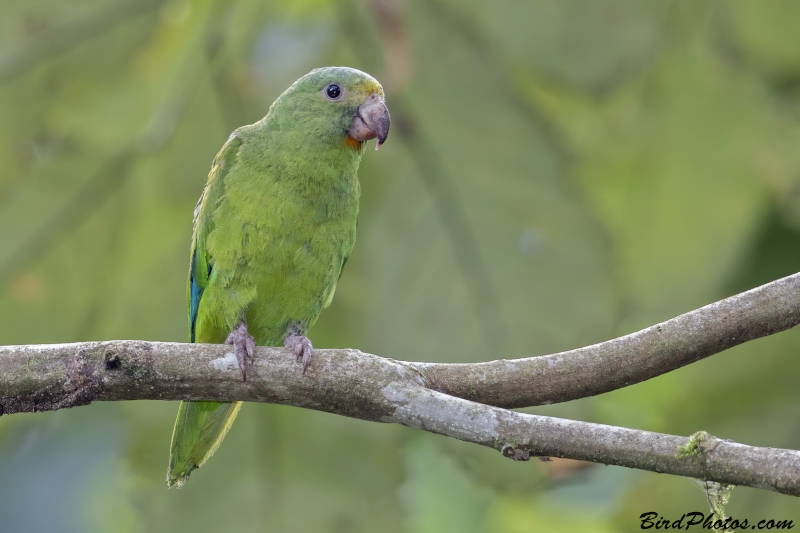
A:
<box><xmin>166</xmin><ymin>400</ymin><xmax>243</xmax><ymax>488</ymax></box>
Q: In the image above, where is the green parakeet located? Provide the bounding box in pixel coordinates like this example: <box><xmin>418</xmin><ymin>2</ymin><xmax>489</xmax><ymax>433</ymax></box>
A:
<box><xmin>166</xmin><ymin>66</ymin><xmax>390</xmax><ymax>488</ymax></box>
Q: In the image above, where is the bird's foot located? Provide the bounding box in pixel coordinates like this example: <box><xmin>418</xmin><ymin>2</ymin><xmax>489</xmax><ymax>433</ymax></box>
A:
<box><xmin>284</xmin><ymin>332</ymin><xmax>313</xmax><ymax>374</ymax></box>
<box><xmin>225</xmin><ymin>322</ymin><xmax>256</xmax><ymax>381</ymax></box>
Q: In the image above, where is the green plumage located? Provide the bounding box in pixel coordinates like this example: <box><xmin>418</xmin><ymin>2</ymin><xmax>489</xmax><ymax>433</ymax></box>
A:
<box><xmin>167</xmin><ymin>67</ymin><xmax>386</xmax><ymax>487</ymax></box>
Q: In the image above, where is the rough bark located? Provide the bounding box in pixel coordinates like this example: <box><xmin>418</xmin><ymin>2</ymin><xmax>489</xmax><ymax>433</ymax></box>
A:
<box><xmin>1</xmin><ymin>273</ymin><xmax>799</xmax><ymax>496</ymax></box>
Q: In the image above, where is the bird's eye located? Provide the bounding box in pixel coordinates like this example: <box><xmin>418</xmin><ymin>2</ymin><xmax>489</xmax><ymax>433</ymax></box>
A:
<box><xmin>325</xmin><ymin>83</ymin><xmax>342</xmax><ymax>100</ymax></box>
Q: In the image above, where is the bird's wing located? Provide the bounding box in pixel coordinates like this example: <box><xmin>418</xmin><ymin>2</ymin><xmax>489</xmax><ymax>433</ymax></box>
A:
<box><xmin>188</xmin><ymin>131</ymin><xmax>243</xmax><ymax>342</ymax></box>
<box><xmin>168</xmin><ymin>132</ymin><xmax>244</xmax><ymax>488</ymax></box>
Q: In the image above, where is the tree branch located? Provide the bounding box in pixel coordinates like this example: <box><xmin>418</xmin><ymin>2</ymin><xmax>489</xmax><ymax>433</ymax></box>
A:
<box><xmin>1</xmin><ymin>273</ymin><xmax>799</xmax><ymax>496</ymax></box>
<box><xmin>419</xmin><ymin>271</ymin><xmax>800</xmax><ymax>408</ymax></box>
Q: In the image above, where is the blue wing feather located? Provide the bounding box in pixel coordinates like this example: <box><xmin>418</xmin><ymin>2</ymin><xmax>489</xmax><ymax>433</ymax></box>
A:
<box><xmin>189</xmin><ymin>251</ymin><xmax>211</xmax><ymax>343</ymax></box>
<box><xmin>187</xmin><ymin>132</ymin><xmax>242</xmax><ymax>343</ymax></box>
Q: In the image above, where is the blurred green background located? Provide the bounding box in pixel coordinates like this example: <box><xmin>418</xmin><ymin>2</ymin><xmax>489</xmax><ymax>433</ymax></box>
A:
<box><xmin>2</xmin><ymin>0</ymin><xmax>800</xmax><ymax>531</ymax></box>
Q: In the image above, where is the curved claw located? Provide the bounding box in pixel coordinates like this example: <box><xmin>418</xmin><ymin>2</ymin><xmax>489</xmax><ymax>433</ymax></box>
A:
<box><xmin>284</xmin><ymin>333</ymin><xmax>313</xmax><ymax>374</ymax></box>
<box><xmin>225</xmin><ymin>323</ymin><xmax>257</xmax><ymax>381</ymax></box>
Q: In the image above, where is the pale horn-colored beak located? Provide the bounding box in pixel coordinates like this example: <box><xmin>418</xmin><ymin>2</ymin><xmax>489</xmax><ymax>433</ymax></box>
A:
<box><xmin>348</xmin><ymin>93</ymin><xmax>390</xmax><ymax>150</ymax></box>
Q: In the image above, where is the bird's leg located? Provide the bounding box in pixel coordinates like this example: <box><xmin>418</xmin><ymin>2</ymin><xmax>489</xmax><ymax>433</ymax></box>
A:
<box><xmin>225</xmin><ymin>322</ymin><xmax>256</xmax><ymax>381</ymax></box>
<box><xmin>283</xmin><ymin>323</ymin><xmax>313</xmax><ymax>374</ymax></box>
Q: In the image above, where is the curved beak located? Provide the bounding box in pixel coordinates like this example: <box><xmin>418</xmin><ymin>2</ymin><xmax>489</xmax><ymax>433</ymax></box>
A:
<box><xmin>348</xmin><ymin>93</ymin><xmax>390</xmax><ymax>150</ymax></box>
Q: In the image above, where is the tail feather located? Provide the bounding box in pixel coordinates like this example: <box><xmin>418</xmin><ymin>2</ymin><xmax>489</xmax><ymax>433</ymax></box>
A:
<box><xmin>167</xmin><ymin>400</ymin><xmax>243</xmax><ymax>488</ymax></box>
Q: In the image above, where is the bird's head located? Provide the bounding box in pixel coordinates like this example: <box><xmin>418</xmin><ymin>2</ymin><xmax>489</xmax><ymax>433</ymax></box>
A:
<box><xmin>269</xmin><ymin>66</ymin><xmax>390</xmax><ymax>151</ymax></box>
